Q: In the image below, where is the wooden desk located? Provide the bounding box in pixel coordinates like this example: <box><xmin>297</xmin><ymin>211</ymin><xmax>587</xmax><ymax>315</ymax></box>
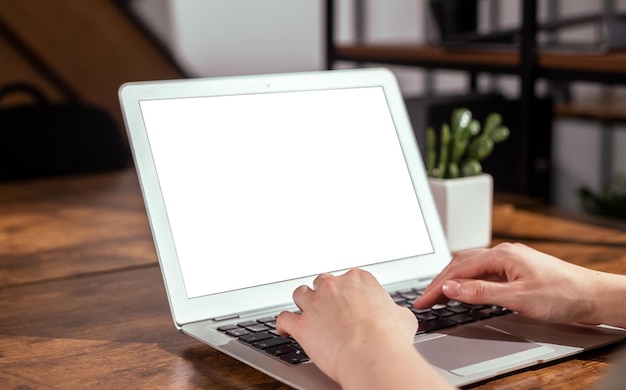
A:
<box><xmin>1</xmin><ymin>170</ymin><xmax>625</xmax><ymax>389</ymax></box>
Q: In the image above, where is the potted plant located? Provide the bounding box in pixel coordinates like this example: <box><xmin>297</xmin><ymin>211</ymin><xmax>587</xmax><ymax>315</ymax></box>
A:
<box><xmin>426</xmin><ymin>108</ymin><xmax>509</xmax><ymax>252</ymax></box>
<box><xmin>578</xmin><ymin>173</ymin><xmax>626</xmax><ymax>221</ymax></box>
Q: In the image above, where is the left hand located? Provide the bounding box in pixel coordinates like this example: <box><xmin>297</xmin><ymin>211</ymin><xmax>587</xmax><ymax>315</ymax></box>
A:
<box><xmin>276</xmin><ymin>268</ymin><xmax>418</xmax><ymax>385</ymax></box>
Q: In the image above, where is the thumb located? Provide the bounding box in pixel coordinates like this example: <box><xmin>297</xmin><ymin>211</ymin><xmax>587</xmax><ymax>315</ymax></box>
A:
<box><xmin>442</xmin><ymin>279</ymin><xmax>509</xmax><ymax>307</ymax></box>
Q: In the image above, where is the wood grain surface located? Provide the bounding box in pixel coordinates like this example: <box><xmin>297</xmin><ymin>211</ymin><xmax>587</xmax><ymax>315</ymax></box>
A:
<box><xmin>0</xmin><ymin>169</ymin><xmax>624</xmax><ymax>389</ymax></box>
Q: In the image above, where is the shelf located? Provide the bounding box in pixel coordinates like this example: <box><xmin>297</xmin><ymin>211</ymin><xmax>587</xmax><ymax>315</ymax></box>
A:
<box><xmin>539</xmin><ymin>50</ymin><xmax>626</xmax><ymax>83</ymax></box>
<box><xmin>325</xmin><ymin>0</ymin><xmax>626</xmax><ymax>201</ymax></box>
<box><xmin>332</xmin><ymin>44</ymin><xmax>519</xmax><ymax>74</ymax></box>
<box><xmin>555</xmin><ymin>98</ymin><xmax>626</xmax><ymax>123</ymax></box>
<box><xmin>333</xmin><ymin>43</ymin><xmax>626</xmax><ymax>124</ymax></box>
<box><xmin>331</xmin><ymin>43</ymin><xmax>626</xmax><ymax>83</ymax></box>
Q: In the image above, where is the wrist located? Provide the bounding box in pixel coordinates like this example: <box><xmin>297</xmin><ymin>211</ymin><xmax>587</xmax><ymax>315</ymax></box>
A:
<box><xmin>588</xmin><ymin>272</ymin><xmax>626</xmax><ymax>328</ymax></box>
<box><xmin>336</xmin><ymin>339</ymin><xmax>413</xmax><ymax>389</ymax></box>
<box><xmin>336</xmin><ymin>336</ymin><xmax>451</xmax><ymax>390</ymax></box>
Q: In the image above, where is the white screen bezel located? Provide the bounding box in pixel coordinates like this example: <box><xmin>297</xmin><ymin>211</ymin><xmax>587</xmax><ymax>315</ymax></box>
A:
<box><xmin>119</xmin><ymin>68</ymin><xmax>451</xmax><ymax>326</ymax></box>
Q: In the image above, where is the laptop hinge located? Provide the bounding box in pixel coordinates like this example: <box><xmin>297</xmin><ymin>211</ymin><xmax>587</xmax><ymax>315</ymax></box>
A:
<box><xmin>210</xmin><ymin>302</ymin><xmax>297</xmax><ymax>324</ymax></box>
<box><xmin>211</xmin><ymin>314</ymin><xmax>241</xmax><ymax>323</ymax></box>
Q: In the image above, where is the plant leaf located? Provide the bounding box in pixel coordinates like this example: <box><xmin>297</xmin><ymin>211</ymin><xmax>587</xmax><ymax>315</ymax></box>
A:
<box><xmin>461</xmin><ymin>159</ymin><xmax>482</xmax><ymax>176</ymax></box>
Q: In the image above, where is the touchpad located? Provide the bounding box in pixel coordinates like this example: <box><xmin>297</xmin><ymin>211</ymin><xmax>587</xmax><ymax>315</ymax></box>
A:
<box><xmin>414</xmin><ymin>325</ymin><xmax>554</xmax><ymax>376</ymax></box>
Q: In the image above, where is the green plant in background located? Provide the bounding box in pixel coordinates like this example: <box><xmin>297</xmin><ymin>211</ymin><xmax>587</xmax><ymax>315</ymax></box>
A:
<box><xmin>426</xmin><ymin>108</ymin><xmax>510</xmax><ymax>178</ymax></box>
<box><xmin>578</xmin><ymin>173</ymin><xmax>626</xmax><ymax>221</ymax></box>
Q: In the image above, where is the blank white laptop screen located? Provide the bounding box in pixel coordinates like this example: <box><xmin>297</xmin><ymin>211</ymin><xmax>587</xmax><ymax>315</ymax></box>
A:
<box><xmin>139</xmin><ymin>86</ymin><xmax>433</xmax><ymax>299</ymax></box>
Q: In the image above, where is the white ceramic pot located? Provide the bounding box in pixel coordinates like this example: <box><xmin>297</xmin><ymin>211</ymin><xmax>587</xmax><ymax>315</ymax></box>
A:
<box><xmin>428</xmin><ymin>173</ymin><xmax>493</xmax><ymax>253</ymax></box>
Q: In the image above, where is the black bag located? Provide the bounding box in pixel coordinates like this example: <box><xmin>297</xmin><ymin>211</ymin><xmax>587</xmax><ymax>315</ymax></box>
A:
<box><xmin>0</xmin><ymin>82</ymin><xmax>129</xmax><ymax>181</ymax></box>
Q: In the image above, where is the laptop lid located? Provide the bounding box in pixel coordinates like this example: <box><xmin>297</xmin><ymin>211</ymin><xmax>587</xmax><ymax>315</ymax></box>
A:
<box><xmin>119</xmin><ymin>67</ymin><xmax>451</xmax><ymax>327</ymax></box>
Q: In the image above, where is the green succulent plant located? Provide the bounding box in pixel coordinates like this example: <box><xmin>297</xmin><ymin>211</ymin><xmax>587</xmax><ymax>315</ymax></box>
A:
<box><xmin>426</xmin><ymin>108</ymin><xmax>510</xmax><ymax>178</ymax></box>
<box><xmin>578</xmin><ymin>173</ymin><xmax>626</xmax><ymax>221</ymax></box>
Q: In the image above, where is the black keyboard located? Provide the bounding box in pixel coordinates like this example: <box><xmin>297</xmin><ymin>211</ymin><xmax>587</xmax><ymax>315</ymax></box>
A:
<box><xmin>218</xmin><ymin>317</ymin><xmax>310</xmax><ymax>364</ymax></box>
<box><xmin>218</xmin><ymin>287</ymin><xmax>510</xmax><ymax>365</ymax></box>
<box><xmin>390</xmin><ymin>287</ymin><xmax>510</xmax><ymax>334</ymax></box>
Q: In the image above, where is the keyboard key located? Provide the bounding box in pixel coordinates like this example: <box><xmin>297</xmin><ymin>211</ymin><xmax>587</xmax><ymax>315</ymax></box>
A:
<box><xmin>392</xmin><ymin>296</ymin><xmax>407</xmax><ymax>304</ymax></box>
<box><xmin>448</xmin><ymin>313</ymin><xmax>476</xmax><ymax>324</ymax></box>
<box><xmin>265</xmin><ymin>344</ymin><xmax>299</xmax><ymax>356</ymax></box>
<box><xmin>484</xmin><ymin>307</ymin><xmax>510</xmax><ymax>316</ymax></box>
<box><xmin>217</xmin><ymin>324</ymin><xmax>239</xmax><ymax>332</ymax></box>
<box><xmin>464</xmin><ymin>304</ymin><xmax>487</xmax><ymax>310</ymax></box>
<box><xmin>239</xmin><ymin>332</ymin><xmax>274</xmax><ymax>344</ymax></box>
<box><xmin>280</xmin><ymin>350</ymin><xmax>309</xmax><ymax>364</ymax></box>
<box><xmin>252</xmin><ymin>337</ymin><xmax>292</xmax><ymax>350</ymax></box>
<box><xmin>237</xmin><ymin>320</ymin><xmax>259</xmax><ymax>328</ymax></box>
<box><xmin>417</xmin><ymin>318</ymin><xmax>456</xmax><ymax>333</ymax></box>
<box><xmin>447</xmin><ymin>305</ymin><xmax>470</xmax><ymax>314</ymax></box>
<box><xmin>432</xmin><ymin>308</ymin><xmax>455</xmax><ymax>317</ymax></box>
<box><xmin>263</xmin><ymin>320</ymin><xmax>277</xmax><ymax>329</ymax></box>
<box><xmin>468</xmin><ymin>309</ymin><xmax>493</xmax><ymax>320</ymax></box>
<box><xmin>226</xmin><ymin>328</ymin><xmax>251</xmax><ymax>337</ymax></box>
<box><xmin>400</xmin><ymin>292</ymin><xmax>420</xmax><ymax>300</ymax></box>
<box><xmin>245</xmin><ymin>324</ymin><xmax>271</xmax><ymax>332</ymax></box>
<box><xmin>415</xmin><ymin>312</ymin><xmax>437</xmax><ymax>321</ymax></box>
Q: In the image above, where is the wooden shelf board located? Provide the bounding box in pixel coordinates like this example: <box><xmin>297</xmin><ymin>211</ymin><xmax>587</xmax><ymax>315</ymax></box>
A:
<box><xmin>333</xmin><ymin>44</ymin><xmax>519</xmax><ymax>71</ymax></box>
<box><xmin>333</xmin><ymin>44</ymin><xmax>626</xmax><ymax>77</ymax></box>
<box><xmin>555</xmin><ymin>100</ymin><xmax>626</xmax><ymax>123</ymax></box>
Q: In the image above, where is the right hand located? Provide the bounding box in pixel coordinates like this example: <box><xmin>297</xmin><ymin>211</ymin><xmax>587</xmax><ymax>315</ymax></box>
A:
<box><xmin>414</xmin><ymin>242</ymin><xmax>605</xmax><ymax>325</ymax></box>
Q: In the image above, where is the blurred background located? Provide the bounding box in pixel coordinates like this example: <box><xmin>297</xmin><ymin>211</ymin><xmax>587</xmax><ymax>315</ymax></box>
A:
<box><xmin>1</xmin><ymin>0</ymin><xmax>625</xmax><ymax>215</ymax></box>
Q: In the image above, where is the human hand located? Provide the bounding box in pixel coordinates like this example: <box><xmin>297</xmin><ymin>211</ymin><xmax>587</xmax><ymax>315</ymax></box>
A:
<box><xmin>276</xmin><ymin>268</ymin><xmax>452</xmax><ymax>389</ymax></box>
<box><xmin>276</xmin><ymin>269</ymin><xmax>419</xmax><ymax>385</ymax></box>
<box><xmin>414</xmin><ymin>242</ymin><xmax>604</xmax><ymax>325</ymax></box>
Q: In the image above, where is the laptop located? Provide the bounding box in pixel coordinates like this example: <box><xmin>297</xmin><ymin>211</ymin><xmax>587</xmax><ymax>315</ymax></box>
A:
<box><xmin>119</xmin><ymin>68</ymin><xmax>625</xmax><ymax>389</ymax></box>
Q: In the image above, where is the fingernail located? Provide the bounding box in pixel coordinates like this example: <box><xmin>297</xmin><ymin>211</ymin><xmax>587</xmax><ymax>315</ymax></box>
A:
<box><xmin>442</xmin><ymin>280</ymin><xmax>461</xmax><ymax>297</ymax></box>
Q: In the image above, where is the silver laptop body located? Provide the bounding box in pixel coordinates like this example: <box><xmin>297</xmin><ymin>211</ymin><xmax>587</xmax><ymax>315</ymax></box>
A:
<box><xmin>119</xmin><ymin>68</ymin><xmax>625</xmax><ymax>389</ymax></box>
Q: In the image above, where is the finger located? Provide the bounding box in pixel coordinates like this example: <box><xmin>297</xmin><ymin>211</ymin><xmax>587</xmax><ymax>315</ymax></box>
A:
<box><xmin>275</xmin><ymin>310</ymin><xmax>299</xmax><ymax>337</ymax></box>
<box><xmin>436</xmin><ymin>248</ymin><xmax>492</xmax><ymax>283</ymax></box>
<box><xmin>312</xmin><ymin>272</ymin><xmax>333</xmax><ymax>291</ymax></box>
<box><xmin>415</xmin><ymin>249</ymin><xmax>503</xmax><ymax>308</ymax></box>
<box><xmin>442</xmin><ymin>279</ymin><xmax>517</xmax><ymax>308</ymax></box>
<box><xmin>450</xmin><ymin>247</ymin><xmax>487</xmax><ymax>261</ymax></box>
<box><xmin>292</xmin><ymin>284</ymin><xmax>314</xmax><ymax>311</ymax></box>
<box><xmin>413</xmin><ymin>291</ymin><xmax>449</xmax><ymax>309</ymax></box>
